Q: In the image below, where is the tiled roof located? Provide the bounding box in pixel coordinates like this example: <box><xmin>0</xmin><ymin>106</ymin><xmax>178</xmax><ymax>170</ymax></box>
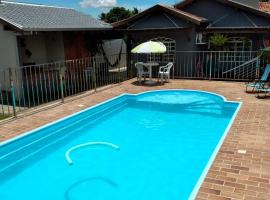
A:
<box><xmin>175</xmin><ymin>0</ymin><xmax>270</xmax><ymax>17</ymax></box>
<box><xmin>161</xmin><ymin>4</ymin><xmax>208</xmax><ymax>23</ymax></box>
<box><xmin>233</xmin><ymin>0</ymin><xmax>270</xmax><ymax>13</ymax></box>
<box><xmin>175</xmin><ymin>0</ymin><xmax>270</xmax><ymax>29</ymax></box>
<box><xmin>259</xmin><ymin>2</ymin><xmax>270</xmax><ymax>13</ymax></box>
<box><xmin>0</xmin><ymin>1</ymin><xmax>112</xmax><ymax>31</ymax></box>
<box><xmin>231</xmin><ymin>0</ymin><xmax>259</xmax><ymax>8</ymax></box>
<box><xmin>176</xmin><ymin>0</ymin><xmax>260</xmax><ymax>8</ymax></box>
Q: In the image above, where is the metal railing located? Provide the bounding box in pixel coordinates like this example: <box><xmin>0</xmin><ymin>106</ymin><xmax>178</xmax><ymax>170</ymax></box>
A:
<box><xmin>1</xmin><ymin>50</ymin><xmax>268</xmax><ymax>119</ymax></box>
<box><xmin>0</xmin><ymin>53</ymin><xmax>127</xmax><ymax>118</ymax></box>
<box><xmin>131</xmin><ymin>51</ymin><xmax>263</xmax><ymax>81</ymax></box>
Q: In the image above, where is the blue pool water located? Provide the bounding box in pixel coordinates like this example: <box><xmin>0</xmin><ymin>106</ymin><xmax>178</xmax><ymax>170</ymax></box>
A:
<box><xmin>0</xmin><ymin>90</ymin><xmax>241</xmax><ymax>200</ymax></box>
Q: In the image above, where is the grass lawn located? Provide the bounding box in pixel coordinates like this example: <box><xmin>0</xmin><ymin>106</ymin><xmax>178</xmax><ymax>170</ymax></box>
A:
<box><xmin>0</xmin><ymin>114</ymin><xmax>11</xmax><ymax>121</ymax></box>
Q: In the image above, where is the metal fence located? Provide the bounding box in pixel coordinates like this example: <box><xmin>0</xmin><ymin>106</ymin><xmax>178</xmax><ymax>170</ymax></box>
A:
<box><xmin>1</xmin><ymin>50</ymin><xmax>268</xmax><ymax>119</ymax></box>
<box><xmin>0</xmin><ymin>53</ymin><xmax>127</xmax><ymax>118</ymax></box>
<box><xmin>131</xmin><ymin>51</ymin><xmax>265</xmax><ymax>81</ymax></box>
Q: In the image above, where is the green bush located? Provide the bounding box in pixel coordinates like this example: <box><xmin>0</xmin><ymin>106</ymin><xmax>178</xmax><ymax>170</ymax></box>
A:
<box><xmin>0</xmin><ymin>114</ymin><xmax>10</xmax><ymax>121</ymax></box>
<box><xmin>209</xmin><ymin>34</ymin><xmax>229</xmax><ymax>50</ymax></box>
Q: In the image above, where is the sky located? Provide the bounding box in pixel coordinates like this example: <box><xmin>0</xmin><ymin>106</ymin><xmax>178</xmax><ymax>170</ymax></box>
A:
<box><xmin>8</xmin><ymin>0</ymin><xmax>182</xmax><ymax>18</ymax></box>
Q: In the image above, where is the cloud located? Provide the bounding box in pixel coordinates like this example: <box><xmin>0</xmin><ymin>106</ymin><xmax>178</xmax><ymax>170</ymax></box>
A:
<box><xmin>80</xmin><ymin>0</ymin><xmax>117</xmax><ymax>8</ymax></box>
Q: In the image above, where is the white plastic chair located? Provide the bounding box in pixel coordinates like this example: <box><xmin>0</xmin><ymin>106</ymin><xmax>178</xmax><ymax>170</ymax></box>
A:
<box><xmin>135</xmin><ymin>62</ymin><xmax>149</xmax><ymax>84</ymax></box>
<box><xmin>158</xmin><ymin>62</ymin><xmax>174</xmax><ymax>84</ymax></box>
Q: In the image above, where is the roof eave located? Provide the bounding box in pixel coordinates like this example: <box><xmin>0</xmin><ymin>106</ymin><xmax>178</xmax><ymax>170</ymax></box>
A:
<box><xmin>0</xmin><ymin>17</ymin><xmax>24</xmax><ymax>31</ymax></box>
<box><xmin>206</xmin><ymin>26</ymin><xmax>270</xmax><ymax>33</ymax></box>
<box><xmin>117</xmin><ymin>27</ymin><xmax>192</xmax><ymax>32</ymax></box>
<box><xmin>21</xmin><ymin>27</ymin><xmax>113</xmax><ymax>32</ymax></box>
<box><xmin>207</xmin><ymin>27</ymin><xmax>270</xmax><ymax>29</ymax></box>
<box><xmin>112</xmin><ymin>4</ymin><xmax>208</xmax><ymax>28</ymax></box>
<box><xmin>161</xmin><ymin>4</ymin><xmax>208</xmax><ymax>25</ymax></box>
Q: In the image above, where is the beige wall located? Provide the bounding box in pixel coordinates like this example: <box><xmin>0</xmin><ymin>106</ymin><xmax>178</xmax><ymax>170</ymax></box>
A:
<box><xmin>0</xmin><ymin>24</ymin><xmax>20</xmax><ymax>69</ymax></box>
<box><xmin>20</xmin><ymin>34</ymin><xmax>47</xmax><ymax>65</ymax></box>
<box><xmin>0</xmin><ymin>24</ymin><xmax>21</xmax><ymax>94</ymax></box>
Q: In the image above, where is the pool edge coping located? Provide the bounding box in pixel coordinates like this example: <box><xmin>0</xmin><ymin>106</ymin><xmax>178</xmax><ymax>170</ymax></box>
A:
<box><xmin>0</xmin><ymin>93</ymin><xmax>127</xmax><ymax>146</ymax></box>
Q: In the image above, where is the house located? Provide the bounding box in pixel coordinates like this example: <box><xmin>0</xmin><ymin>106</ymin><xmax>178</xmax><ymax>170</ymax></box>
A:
<box><xmin>0</xmin><ymin>1</ymin><xmax>125</xmax><ymax>105</ymax></box>
<box><xmin>114</xmin><ymin>0</ymin><xmax>270</xmax><ymax>51</ymax></box>
<box><xmin>0</xmin><ymin>0</ymin><xmax>112</xmax><ymax>70</ymax></box>
<box><xmin>113</xmin><ymin>0</ymin><xmax>270</xmax><ymax>78</ymax></box>
<box><xmin>113</xmin><ymin>0</ymin><xmax>270</xmax><ymax>53</ymax></box>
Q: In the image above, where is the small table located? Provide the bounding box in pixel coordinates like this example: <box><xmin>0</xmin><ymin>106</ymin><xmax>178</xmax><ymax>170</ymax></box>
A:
<box><xmin>143</xmin><ymin>62</ymin><xmax>159</xmax><ymax>81</ymax></box>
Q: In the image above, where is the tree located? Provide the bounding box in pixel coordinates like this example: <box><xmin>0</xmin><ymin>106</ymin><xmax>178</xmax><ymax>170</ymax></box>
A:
<box><xmin>99</xmin><ymin>7</ymin><xmax>139</xmax><ymax>23</ymax></box>
<box><xmin>131</xmin><ymin>8</ymin><xmax>139</xmax><ymax>15</ymax></box>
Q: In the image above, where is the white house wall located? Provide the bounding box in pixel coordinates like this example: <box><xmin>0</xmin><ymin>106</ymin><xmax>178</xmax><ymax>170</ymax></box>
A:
<box><xmin>0</xmin><ymin>24</ymin><xmax>20</xmax><ymax>69</ymax></box>
<box><xmin>0</xmin><ymin>24</ymin><xmax>21</xmax><ymax>96</ymax></box>
<box><xmin>20</xmin><ymin>34</ymin><xmax>47</xmax><ymax>65</ymax></box>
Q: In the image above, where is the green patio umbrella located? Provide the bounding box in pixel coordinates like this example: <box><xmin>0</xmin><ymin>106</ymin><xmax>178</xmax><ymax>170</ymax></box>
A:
<box><xmin>131</xmin><ymin>41</ymin><xmax>167</xmax><ymax>54</ymax></box>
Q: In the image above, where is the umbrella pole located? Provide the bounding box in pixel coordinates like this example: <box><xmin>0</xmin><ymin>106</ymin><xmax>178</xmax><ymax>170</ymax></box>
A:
<box><xmin>149</xmin><ymin>53</ymin><xmax>152</xmax><ymax>81</ymax></box>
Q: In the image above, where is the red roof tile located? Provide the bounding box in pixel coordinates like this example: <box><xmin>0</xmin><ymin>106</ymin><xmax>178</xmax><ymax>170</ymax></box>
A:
<box><xmin>259</xmin><ymin>2</ymin><xmax>270</xmax><ymax>12</ymax></box>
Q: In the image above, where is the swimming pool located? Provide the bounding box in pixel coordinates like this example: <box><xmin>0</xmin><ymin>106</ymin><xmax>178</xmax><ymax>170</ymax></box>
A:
<box><xmin>0</xmin><ymin>90</ymin><xmax>241</xmax><ymax>200</ymax></box>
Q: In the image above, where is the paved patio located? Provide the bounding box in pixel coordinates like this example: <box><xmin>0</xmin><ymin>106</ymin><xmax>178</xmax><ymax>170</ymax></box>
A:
<box><xmin>0</xmin><ymin>79</ymin><xmax>269</xmax><ymax>200</ymax></box>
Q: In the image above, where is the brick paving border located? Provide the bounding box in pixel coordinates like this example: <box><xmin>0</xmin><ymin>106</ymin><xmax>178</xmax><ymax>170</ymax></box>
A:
<box><xmin>0</xmin><ymin>79</ymin><xmax>269</xmax><ymax>200</ymax></box>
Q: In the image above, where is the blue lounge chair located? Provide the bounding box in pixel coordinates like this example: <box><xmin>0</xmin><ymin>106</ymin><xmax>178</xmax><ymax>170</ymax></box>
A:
<box><xmin>246</xmin><ymin>64</ymin><xmax>270</xmax><ymax>92</ymax></box>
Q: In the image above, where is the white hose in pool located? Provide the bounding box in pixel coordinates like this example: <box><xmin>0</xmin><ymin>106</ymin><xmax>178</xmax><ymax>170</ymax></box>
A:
<box><xmin>65</xmin><ymin>142</ymin><xmax>120</xmax><ymax>165</ymax></box>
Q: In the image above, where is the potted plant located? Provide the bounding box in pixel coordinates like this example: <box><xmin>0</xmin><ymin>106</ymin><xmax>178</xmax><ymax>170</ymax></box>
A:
<box><xmin>209</xmin><ymin>33</ymin><xmax>229</xmax><ymax>51</ymax></box>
